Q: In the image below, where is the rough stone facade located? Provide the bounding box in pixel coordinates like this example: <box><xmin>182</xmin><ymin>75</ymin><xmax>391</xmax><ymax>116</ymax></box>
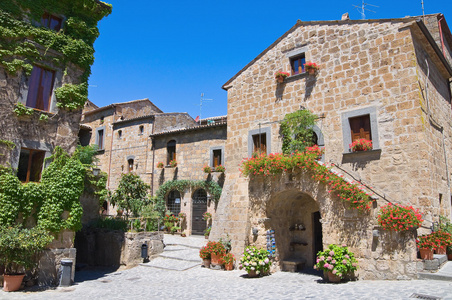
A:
<box><xmin>212</xmin><ymin>14</ymin><xmax>452</xmax><ymax>280</ymax></box>
<box><xmin>151</xmin><ymin>122</ymin><xmax>227</xmax><ymax>235</ymax></box>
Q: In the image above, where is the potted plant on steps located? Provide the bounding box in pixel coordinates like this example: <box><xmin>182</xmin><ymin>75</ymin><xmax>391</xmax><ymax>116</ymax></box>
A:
<box><xmin>314</xmin><ymin>244</ymin><xmax>358</xmax><ymax>283</ymax></box>
<box><xmin>0</xmin><ymin>225</ymin><xmax>54</xmax><ymax>292</ymax></box>
<box><xmin>416</xmin><ymin>234</ymin><xmax>435</xmax><ymax>260</ymax></box>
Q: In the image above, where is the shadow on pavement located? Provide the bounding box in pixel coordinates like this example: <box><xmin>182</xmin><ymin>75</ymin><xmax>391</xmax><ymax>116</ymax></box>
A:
<box><xmin>74</xmin><ymin>265</ymin><xmax>120</xmax><ymax>283</ymax></box>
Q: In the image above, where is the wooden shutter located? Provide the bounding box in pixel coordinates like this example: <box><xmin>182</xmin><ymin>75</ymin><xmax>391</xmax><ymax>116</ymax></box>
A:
<box><xmin>349</xmin><ymin>115</ymin><xmax>371</xmax><ymax>142</ymax></box>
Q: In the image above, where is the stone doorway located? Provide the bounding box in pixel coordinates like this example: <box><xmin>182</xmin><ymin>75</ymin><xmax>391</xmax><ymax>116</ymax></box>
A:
<box><xmin>266</xmin><ymin>190</ymin><xmax>321</xmax><ymax>269</ymax></box>
<box><xmin>192</xmin><ymin>189</ymin><xmax>207</xmax><ymax>235</ymax></box>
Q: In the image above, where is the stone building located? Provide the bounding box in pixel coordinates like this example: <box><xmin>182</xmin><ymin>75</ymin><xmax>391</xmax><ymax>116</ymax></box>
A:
<box><xmin>81</xmin><ymin>100</ymin><xmax>227</xmax><ymax>234</ymax></box>
<box><xmin>211</xmin><ymin>14</ymin><xmax>452</xmax><ymax>280</ymax></box>
<box><xmin>0</xmin><ymin>0</ymin><xmax>111</xmax><ymax>285</ymax></box>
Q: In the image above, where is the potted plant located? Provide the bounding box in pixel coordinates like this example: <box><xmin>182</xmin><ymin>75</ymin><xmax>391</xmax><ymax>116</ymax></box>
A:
<box><xmin>377</xmin><ymin>203</ymin><xmax>423</xmax><ymax>231</ymax></box>
<box><xmin>214</xmin><ymin>165</ymin><xmax>226</xmax><ymax>173</ymax></box>
<box><xmin>0</xmin><ymin>225</ymin><xmax>54</xmax><ymax>292</ymax></box>
<box><xmin>199</xmin><ymin>244</ymin><xmax>212</xmax><ymax>268</ymax></box>
<box><xmin>203</xmin><ymin>165</ymin><xmax>212</xmax><ymax>173</ymax></box>
<box><xmin>304</xmin><ymin>62</ymin><xmax>319</xmax><ymax>75</ymax></box>
<box><xmin>239</xmin><ymin>246</ymin><xmax>271</xmax><ymax>277</ymax></box>
<box><xmin>417</xmin><ymin>234</ymin><xmax>436</xmax><ymax>260</ymax></box>
<box><xmin>447</xmin><ymin>245</ymin><xmax>452</xmax><ymax>261</ymax></box>
<box><xmin>163</xmin><ymin>214</ymin><xmax>179</xmax><ymax>233</ymax></box>
<box><xmin>349</xmin><ymin>139</ymin><xmax>373</xmax><ymax>152</ymax></box>
<box><xmin>274</xmin><ymin>70</ymin><xmax>290</xmax><ymax>83</ymax></box>
<box><xmin>314</xmin><ymin>244</ymin><xmax>358</xmax><ymax>283</ymax></box>
<box><xmin>169</xmin><ymin>160</ymin><xmax>177</xmax><ymax>168</ymax></box>
<box><xmin>206</xmin><ymin>241</ymin><xmax>226</xmax><ymax>266</ymax></box>
<box><xmin>431</xmin><ymin>230</ymin><xmax>452</xmax><ymax>254</ymax></box>
<box><xmin>181</xmin><ymin>231</ymin><xmax>187</xmax><ymax>237</ymax></box>
<box><xmin>156</xmin><ymin>162</ymin><xmax>164</xmax><ymax>169</ymax></box>
<box><xmin>221</xmin><ymin>253</ymin><xmax>235</xmax><ymax>271</ymax></box>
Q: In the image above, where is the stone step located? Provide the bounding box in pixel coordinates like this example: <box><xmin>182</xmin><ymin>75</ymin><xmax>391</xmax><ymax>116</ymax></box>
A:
<box><xmin>418</xmin><ymin>261</ymin><xmax>452</xmax><ymax>282</ymax></box>
<box><xmin>422</xmin><ymin>254</ymin><xmax>448</xmax><ymax>271</ymax></box>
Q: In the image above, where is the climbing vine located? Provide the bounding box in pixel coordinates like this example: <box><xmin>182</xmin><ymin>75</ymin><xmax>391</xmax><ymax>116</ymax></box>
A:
<box><xmin>280</xmin><ymin>110</ymin><xmax>317</xmax><ymax>154</ymax></box>
<box><xmin>0</xmin><ymin>0</ymin><xmax>112</xmax><ymax>109</ymax></box>
<box><xmin>0</xmin><ymin>147</ymin><xmax>86</xmax><ymax>232</ymax></box>
<box><xmin>13</xmin><ymin>102</ymin><xmax>34</xmax><ymax>116</ymax></box>
<box><xmin>155</xmin><ymin>179</ymin><xmax>223</xmax><ymax>214</ymax></box>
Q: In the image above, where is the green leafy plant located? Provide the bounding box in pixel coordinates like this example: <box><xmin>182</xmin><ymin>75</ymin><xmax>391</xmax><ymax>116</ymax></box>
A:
<box><xmin>203</xmin><ymin>165</ymin><xmax>212</xmax><ymax>173</ymax></box>
<box><xmin>314</xmin><ymin>244</ymin><xmax>358</xmax><ymax>279</ymax></box>
<box><xmin>109</xmin><ymin>173</ymin><xmax>150</xmax><ymax>218</ymax></box>
<box><xmin>219</xmin><ymin>235</ymin><xmax>232</xmax><ymax>253</ymax></box>
<box><xmin>0</xmin><ymin>225</ymin><xmax>54</xmax><ymax>274</ymax></box>
<box><xmin>204</xmin><ymin>226</ymin><xmax>211</xmax><ymax>237</ymax></box>
<box><xmin>55</xmin><ymin>83</ymin><xmax>88</xmax><ymax>110</ymax></box>
<box><xmin>239</xmin><ymin>246</ymin><xmax>271</xmax><ymax>275</ymax></box>
<box><xmin>13</xmin><ymin>102</ymin><xmax>34</xmax><ymax>116</ymax></box>
<box><xmin>377</xmin><ymin>203</ymin><xmax>423</xmax><ymax>231</ymax></box>
<box><xmin>38</xmin><ymin>114</ymin><xmax>49</xmax><ymax>121</ymax></box>
<box><xmin>90</xmin><ymin>217</ymin><xmax>128</xmax><ymax>231</ymax></box>
<box><xmin>214</xmin><ymin>165</ymin><xmax>225</xmax><ymax>173</ymax></box>
<box><xmin>280</xmin><ymin>110</ymin><xmax>317</xmax><ymax>154</ymax></box>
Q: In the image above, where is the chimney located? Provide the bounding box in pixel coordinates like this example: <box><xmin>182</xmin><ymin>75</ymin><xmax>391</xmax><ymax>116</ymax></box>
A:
<box><xmin>342</xmin><ymin>12</ymin><xmax>350</xmax><ymax>21</ymax></box>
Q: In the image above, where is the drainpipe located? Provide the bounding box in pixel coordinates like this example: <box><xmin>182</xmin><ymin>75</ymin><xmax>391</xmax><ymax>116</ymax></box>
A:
<box><xmin>106</xmin><ymin>108</ymin><xmax>116</xmax><ymax>189</ymax></box>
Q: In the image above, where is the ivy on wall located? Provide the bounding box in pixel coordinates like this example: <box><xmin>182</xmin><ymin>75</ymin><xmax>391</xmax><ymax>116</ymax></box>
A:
<box><xmin>155</xmin><ymin>179</ymin><xmax>223</xmax><ymax>212</ymax></box>
<box><xmin>0</xmin><ymin>147</ymin><xmax>86</xmax><ymax>232</ymax></box>
<box><xmin>280</xmin><ymin>110</ymin><xmax>317</xmax><ymax>154</ymax></box>
<box><xmin>0</xmin><ymin>0</ymin><xmax>112</xmax><ymax>110</ymax></box>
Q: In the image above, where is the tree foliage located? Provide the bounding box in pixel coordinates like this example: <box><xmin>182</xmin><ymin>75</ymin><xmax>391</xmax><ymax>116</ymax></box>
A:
<box><xmin>280</xmin><ymin>110</ymin><xmax>317</xmax><ymax>154</ymax></box>
<box><xmin>109</xmin><ymin>173</ymin><xmax>150</xmax><ymax>218</ymax></box>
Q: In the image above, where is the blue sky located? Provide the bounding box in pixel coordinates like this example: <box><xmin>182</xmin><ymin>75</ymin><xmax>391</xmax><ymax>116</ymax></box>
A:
<box><xmin>88</xmin><ymin>0</ymin><xmax>452</xmax><ymax>119</ymax></box>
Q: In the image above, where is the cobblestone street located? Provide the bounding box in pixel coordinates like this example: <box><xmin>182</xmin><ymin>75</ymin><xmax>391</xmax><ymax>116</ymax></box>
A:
<box><xmin>1</xmin><ymin>235</ymin><xmax>452</xmax><ymax>300</ymax></box>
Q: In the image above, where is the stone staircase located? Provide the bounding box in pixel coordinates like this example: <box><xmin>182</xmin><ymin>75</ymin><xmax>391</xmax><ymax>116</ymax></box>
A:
<box><xmin>140</xmin><ymin>234</ymin><xmax>206</xmax><ymax>271</ymax></box>
<box><xmin>418</xmin><ymin>255</ymin><xmax>452</xmax><ymax>281</ymax></box>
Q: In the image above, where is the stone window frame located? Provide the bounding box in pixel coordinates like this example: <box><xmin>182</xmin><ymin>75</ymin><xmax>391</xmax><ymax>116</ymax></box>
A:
<box><xmin>248</xmin><ymin>127</ymin><xmax>271</xmax><ymax>157</ymax></box>
<box><xmin>210</xmin><ymin>146</ymin><xmax>225</xmax><ymax>168</ymax></box>
<box><xmin>11</xmin><ymin>140</ymin><xmax>52</xmax><ymax>182</ymax></box>
<box><xmin>341</xmin><ymin>106</ymin><xmax>380</xmax><ymax>153</ymax></box>
<box><xmin>285</xmin><ymin>46</ymin><xmax>310</xmax><ymax>79</ymax></box>
<box><xmin>95</xmin><ymin>126</ymin><xmax>106</xmax><ymax>151</ymax></box>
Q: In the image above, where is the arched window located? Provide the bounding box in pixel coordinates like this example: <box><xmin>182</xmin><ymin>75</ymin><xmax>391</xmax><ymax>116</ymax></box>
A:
<box><xmin>167</xmin><ymin>140</ymin><xmax>176</xmax><ymax>165</ymax></box>
<box><xmin>139</xmin><ymin>125</ymin><xmax>144</xmax><ymax>134</ymax></box>
<box><xmin>167</xmin><ymin>190</ymin><xmax>181</xmax><ymax>215</ymax></box>
<box><xmin>128</xmin><ymin>159</ymin><xmax>134</xmax><ymax>172</ymax></box>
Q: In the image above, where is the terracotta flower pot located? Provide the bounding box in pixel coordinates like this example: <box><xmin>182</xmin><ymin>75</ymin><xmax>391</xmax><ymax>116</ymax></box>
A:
<box><xmin>211</xmin><ymin>253</ymin><xmax>222</xmax><ymax>265</ymax></box>
<box><xmin>247</xmin><ymin>269</ymin><xmax>258</xmax><ymax>278</ymax></box>
<box><xmin>448</xmin><ymin>253</ymin><xmax>452</xmax><ymax>261</ymax></box>
<box><xmin>419</xmin><ymin>248</ymin><xmax>434</xmax><ymax>260</ymax></box>
<box><xmin>327</xmin><ymin>271</ymin><xmax>341</xmax><ymax>283</ymax></box>
<box><xmin>308</xmin><ymin>68</ymin><xmax>316</xmax><ymax>75</ymax></box>
<box><xmin>202</xmin><ymin>259</ymin><xmax>211</xmax><ymax>268</ymax></box>
<box><xmin>224</xmin><ymin>262</ymin><xmax>233</xmax><ymax>271</ymax></box>
<box><xmin>435</xmin><ymin>246</ymin><xmax>446</xmax><ymax>255</ymax></box>
<box><xmin>3</xmin><ymin>274</ymin><xmax>25</xmax><ymax>292</ymax></box>
<box><xmin>276</xmin><ymin>76</ymin><xmax>284</xmax><ymax>83</ymax></box>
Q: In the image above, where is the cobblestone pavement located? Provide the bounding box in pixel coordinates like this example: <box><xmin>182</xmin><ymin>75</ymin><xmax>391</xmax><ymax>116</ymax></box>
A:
<box><xmin>1</xmin><ymin>235</ymin><xmax>452</xmax><ymax>300</ymax></box>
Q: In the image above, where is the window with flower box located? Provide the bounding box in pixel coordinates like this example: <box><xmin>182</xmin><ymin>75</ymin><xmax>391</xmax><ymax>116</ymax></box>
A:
<box><xmin>248</xmin><ymin>127</ymin><xmax>271</xmax><ymax>157</ymax></box>
<box><xmin>210</xmin><ymin>146</ymin><xmax>224</xmax><ymax>168</ymax></box>
<box><xmin>290</xmin><ymin>54</ymin><xmax>306</xmax><ymax>75</ymax></box>
<box><xmin>341</xmin><ymin>107</ymin><xmax>380</xmax><ymax>153</ymax></box>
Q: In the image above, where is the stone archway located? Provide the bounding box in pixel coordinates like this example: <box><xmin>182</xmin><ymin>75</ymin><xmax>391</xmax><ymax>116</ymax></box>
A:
<box><xmin>266</xmin><ymin>189</ymin><xmax>322</xmax><ymax>268</ymax></box>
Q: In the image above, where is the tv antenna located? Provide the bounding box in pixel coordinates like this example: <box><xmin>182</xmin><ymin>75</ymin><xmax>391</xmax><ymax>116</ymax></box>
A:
<box><xmin>353</xmin><ymin>1</ymin><xmax>378</xmax><ymax>20</ymax></box>
<box><xmin>198</xmin><ymin>93</ymin><xmax>213</xmax><ymax>125</ymax></box>
<box><xmin>421</xmin><ymin>0</ymin><xmax>425</xmax><ymax>21</ymax></box>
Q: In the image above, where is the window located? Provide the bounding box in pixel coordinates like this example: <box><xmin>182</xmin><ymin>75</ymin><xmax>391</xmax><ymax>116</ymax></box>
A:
<box><xmin>290</xmin><ymin>54</ymin><xmax>306</xmax><ymax>75</ymax></box>
<box><xmin>118</xmin><ymin>130</ymin><xmax>122</xmax><ymax>138</ymax></box>
<box><xmin>17</xmin><ymin>148</ymin><xmax>46</xmax><ymax>182</ymax></box>
<box><xmin>252</xmin><ymin>133</ymin><xmax>267</xmax><ymax>154</ymax></box>
<box><xmin>213</xmin><ymin>150</ymin><xmax>222</xmax><ymax>167</ymax></box>
<box><xmin>128</xmin><ymin>159</ymin><xmax>134</xmax><ymax>172</ymax></box>
<box><xmin>95</xmin><ymin>126</ymin><xmax>105</xmax><ymax>151</ymax></box>
<box><xmin>248</xmin><ymin>127</ymin><xmax>271</xmax><ymax>157</ymax></box>
<box><xmin>139</xmin><ymin>125</ymin><xmax>144</xmax><ymax>134</ymax></box>
<box><xmin>41</xmin><ymin>12</ymin><xmax>63</xmax><ymax>31</ymax></box>
<box><xmin>349</xmin><ymin>115</ymin><xmax>371</xmax><ymax>143</ymax></box>
<box><xmin>167</xmin><ymin>140</ymin><xmax>176</xmax><ymax>165</ymax></box>
<box><xmin>167</xmin><ymin>190</ymin><xmax>181</xmax><ymax>216</ymax></box>
<box><xmin>341</xmin><ymin>106</ymin><xmax>380</xmax><ymax>153</ymax></box>
<box><xmin>26</xmin><ymin>65</ymin><xmax>55</xmax><ymax>111</ymax></box>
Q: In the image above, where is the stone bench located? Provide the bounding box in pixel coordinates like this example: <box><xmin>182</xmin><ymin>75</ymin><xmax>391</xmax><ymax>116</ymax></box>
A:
<box><xmin>281</xmin><ymin>258</ymin><xmax>306</xmax><ymax>272</ymax></box>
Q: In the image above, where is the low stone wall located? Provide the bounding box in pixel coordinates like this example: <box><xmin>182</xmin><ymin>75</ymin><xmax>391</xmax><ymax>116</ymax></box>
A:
<box><xmin>75</xmin><ymin>228</ymin><xmax>164</xmax><ymax>267</ymax></box>
<box><xmin>38</xmin><ymin>248</ymin><xmax>76</xmax><ymax>286</ymax></box>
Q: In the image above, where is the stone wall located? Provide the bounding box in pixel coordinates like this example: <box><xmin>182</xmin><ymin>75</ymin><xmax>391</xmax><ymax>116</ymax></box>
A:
<box><xmin>75</xmin><ymin>229</ymin><xmax>164</xmax><ymax>267</ymax></box>
<box><xmin>212</xmin><ymin>16</ymin><xmax>452</xmax><ymax>279</ymax></box>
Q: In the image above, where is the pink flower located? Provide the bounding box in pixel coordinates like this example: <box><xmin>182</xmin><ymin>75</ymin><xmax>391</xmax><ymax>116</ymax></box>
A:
<box><xmin>328</xmin><ymin>264</ymin><xmax>334</xmax><ymax>270</ymax></box>
<box><xmin>332</xmin><ymin>269</ymin><xmax>337</xmax><ymax>274</ymax></box>
<box><xmin>331</xmin><ymin>259</ymin><xmax>336</xmax><ymax>264</ymax></box>
<box><xmin>352</xmin><ymin>263</ymin><xmax>357</xmax><ymax>267</ymax></box>
<box><xmin>329</xmin><ymin>251</ymin><xmax>335</xmax><ymax>256</ymax></box>
<box><xmin>327</xmin><ymin>256</ymin><xmax>332</xmax><ymax>261</ymax></box>
<box><xmin>344</xmin><ymin>254</ymin><xmax>350</xmax><ymax>259</ymax></box>
<box><xmin>324</xmin><ymin>263</ymin><xmax>330</xmax><ymax>268</ymax></box>
<box><xmin>342</xmin><ymin>260</ymin><xmax>347</xmax><ymax>265</ymax></box>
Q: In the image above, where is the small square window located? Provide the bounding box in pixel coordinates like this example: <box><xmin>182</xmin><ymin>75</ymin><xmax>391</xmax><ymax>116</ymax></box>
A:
<box><xmin>26</xmin><ymin>65</ymin><xmax>55</xmax><ymax>112</ymax></box>
<box><xmin>17</xmin><ymin>148</ymin><xmax>46</xmax><ymax>182</ymax></box>
<box><xmin>341</xmin><ymin>106</ymin><xmax>380</xmax><ymax>153</ymax></box>
<box><xmin>290</xmin><ymin>54</ymin><xmax>306</xmax><ymax>75</ymax></box>
<box><xmin>41</xmin><ymin>13</ymin><xmax>63</xmax><ymax>31</ymax></box>
<box><xmin>349</xmin><ymin>115</ymin><xmax>372</xmax><ymax>143</ymax></box>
